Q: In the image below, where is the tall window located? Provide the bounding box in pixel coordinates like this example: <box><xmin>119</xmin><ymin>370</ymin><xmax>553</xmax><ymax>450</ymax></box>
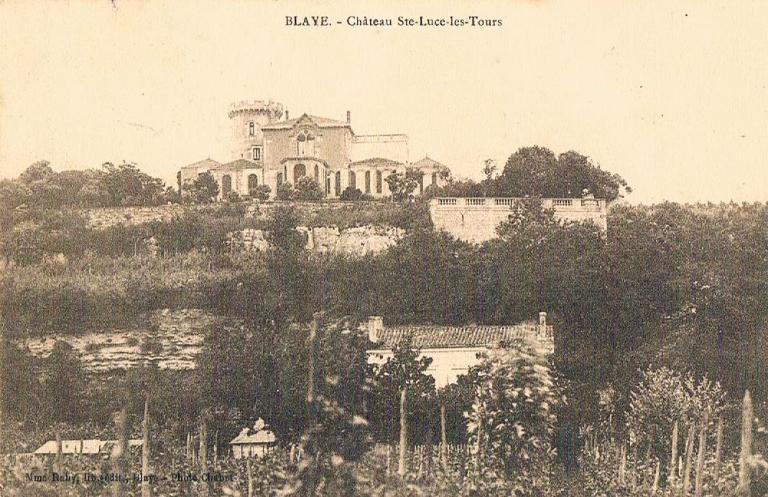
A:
<box><xmin>248</xmin><ymin>174</ymin><xmax>259</xmax><ymax>195</ymax></box>
<box><xmin>431</xmin><ymin>172</ymin><xmax>437</xmax><ymax>186</ymax></box>
<box><xmin>376</xmin><ymin>171</ymin><xmax>383</xmax><ymax>193</ymax></box>
<box><xmin>294</xmin><ymin>163</ymin><xmax>306</xmax><ymax>184</ymax></box>
<box><xmin>335</xmin><ymin>171</ymin><xmax>341</xmax><ymax>196</ymax></box>
<box><xmin>349</xmin><ymin>171</ymin><xmax>356</xmax><ymax>190</ymax></box>
<box><xmin>252</xmin><ymin>146</ymin><xmax>262</xmax><ymax>161</ymax></box>
<box><xmin>419</xmin><ymin>175</ymin><xmax>424</xmax><ymax>194</ymax></box>
<box><xmin>277</xmin><ymin>172</ymin><xmax>283</xmax><ymax>186</ymax></box>
<box><xmin>314</xmin><ymin>164</ymin><xmax>319</xmax><ymax>182</ymax></box>
<box><xmin>297</xmin><ymin>131</ymin><xmax>315</xmax><ymax>156</ymax></box>
<box><xmin>364</xmin><ymin>171</ymin><xmax>371</xmax><ymax>194</ymax></box>
<box><xmin>222</xmin><ymin>175</ymin><xmax>232</xmax><ymax>196</ymax></box>
<box><xmin>248</xmin><ymin>122</ymin><xmax>255</xmax><ymax>136</ymax></box>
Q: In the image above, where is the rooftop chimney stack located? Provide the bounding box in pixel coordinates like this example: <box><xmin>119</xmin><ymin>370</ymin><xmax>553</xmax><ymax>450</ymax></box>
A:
<box><xmin>367</xmin><ymin>316</ymin><xmax>383</xmax><ymax>343</ymax></box>
<box><xmin>346</xmin><ymin>110</ymin><xmax>351</xmax><ymax>124</ymax></box>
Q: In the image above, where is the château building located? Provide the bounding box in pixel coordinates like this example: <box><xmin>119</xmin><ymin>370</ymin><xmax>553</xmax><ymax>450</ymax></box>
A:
<box><xmin>180</xmin><ymin>100</ymin><xmax>451</xmax><ymax>200</ymax></box>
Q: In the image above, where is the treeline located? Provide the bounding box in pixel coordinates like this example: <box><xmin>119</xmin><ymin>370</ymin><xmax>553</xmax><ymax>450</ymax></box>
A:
<box><xmin>0</xmin><ymin>161</ymin><xmax>172</xmax><ymax>214</ymax></box>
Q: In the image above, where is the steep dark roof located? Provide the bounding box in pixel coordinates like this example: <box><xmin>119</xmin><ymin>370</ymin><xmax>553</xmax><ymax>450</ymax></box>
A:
<box><xmin>262</xmin><ymin>113</ymin><xmax>350</xmax><ymax>130</ymax></box>
<box><xmin>372</xmin><ymin>324</ymin><xmax>549</xmax><ymax>349</ymax></box>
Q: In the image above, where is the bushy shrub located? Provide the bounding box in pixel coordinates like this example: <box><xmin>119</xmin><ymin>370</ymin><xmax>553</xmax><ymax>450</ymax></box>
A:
<box><xmin>340</xmin><ymin>187</ymin><xmax>363</xmax><ymax>201</ymax></box>
<box><xmin>294</xmin><ymin>176</ymin><xmax>325</xmax><ymax>201</ymax></box>
<box><xmin>627</xmin><ymin>367</ymin><xmax>725</xmax><ymax>461</ymax></box>
<box><xmin>276</xmin><ymin>182</ymin><xmax>294</xmax><ymax>200</ymax></box>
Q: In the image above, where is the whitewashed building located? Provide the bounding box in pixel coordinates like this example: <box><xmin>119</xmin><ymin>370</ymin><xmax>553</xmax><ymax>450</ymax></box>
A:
<box><xmin>366</xmin><ymin>314</ymin><xmax>554</xmax><ymax>388</ymax></box>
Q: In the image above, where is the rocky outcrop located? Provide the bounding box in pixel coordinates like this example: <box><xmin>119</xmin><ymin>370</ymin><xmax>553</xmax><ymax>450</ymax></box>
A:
<box><xmin>22</xmin><ymin>309</ymin><xmax>222</xmax><ymax>372</ymax></box>
<box><xmin>334</xmin><ymin>226</ymin><xmax>403</xmax><ymax>255</ymax></box>
<box><xmin>227</xmin><ymin>225</ymin><xmax>404</xmax><ymax>256</ymax></box>
<box><xmin>86</xmin><ymin>205</ymin><xmax>190</xmax><ymax>229</ymax></box>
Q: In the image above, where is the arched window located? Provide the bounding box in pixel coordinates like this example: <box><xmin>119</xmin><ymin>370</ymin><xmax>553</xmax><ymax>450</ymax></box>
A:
<box><xmin>277</xmin><ymin>172</ymin><xmax>283</xmax><ymax>186</ymax></box>
<box><xmin>314</xmin><ymin>164</ymin><xmax>319</xmax><ymax>182</ymax></box>
<box><xmin>335</xmin><ymin>171</ymin><xmax>341</xmax><ymax>196</ymax></box>
<box><xmin>294</xmin><ymin>163</ymin><xmax>306</xmax><ymax>184</ymax></box>
<box><xmin>248</xmin><ymin>174</ymin><xmax>259</xmax><ymax>195</ymax></box>
<box><xmin>364</xmin><ymin>171</ymin><xmax>371</xmax><ymax>194</ymax></box>
<box><xmin>222</xmin><ymin>175</ymin><xmax>232</xmax><ymax>196</ymax></box>
<box><xmin>297</xmin><ymin>131</ymin><xmax>315</xmax><ymax>156</ymax></box>
<box><xmin>248</xmin><ymin>122</ymin><xmax>255</xmax><ymax>136</ymax></box>
<box><xmin>349</xmin><ymin>171</ymin><xmax>356</xmax><ymax>190</ymax></box>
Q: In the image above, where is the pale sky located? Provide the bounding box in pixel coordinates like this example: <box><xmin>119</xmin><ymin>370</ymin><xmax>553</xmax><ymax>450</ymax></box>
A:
<box><xmin>1</xmin><ymin>0</ymin><xmax>767</xmax><ymax>204</ymax></box>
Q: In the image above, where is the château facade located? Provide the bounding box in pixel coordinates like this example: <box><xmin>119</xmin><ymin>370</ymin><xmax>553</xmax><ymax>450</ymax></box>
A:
<box><xmin>180</xmin><ymin>100</ymin><xmax>451</xmax><ymax>200</ymax></box>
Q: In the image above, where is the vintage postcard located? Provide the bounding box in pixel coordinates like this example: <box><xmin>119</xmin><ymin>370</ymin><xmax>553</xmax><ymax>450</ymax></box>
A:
<box><xmin>0</xmin><ymin>1</ymin><xmax>766</xmax><ymax>496</ymax></box>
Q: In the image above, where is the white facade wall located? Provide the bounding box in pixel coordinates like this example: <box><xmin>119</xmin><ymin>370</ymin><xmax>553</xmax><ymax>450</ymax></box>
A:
<box><xmin>368</xmin><ymin>347</ymin><xmax>487</xmax><ymax>388</ymax></box>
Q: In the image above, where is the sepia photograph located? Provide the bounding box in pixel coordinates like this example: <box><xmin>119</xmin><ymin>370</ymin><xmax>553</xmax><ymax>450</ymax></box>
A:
<box><xmin>1</xmin><ymin>1</ymin><xmax>767</xmax><ymax>495</ymax></box>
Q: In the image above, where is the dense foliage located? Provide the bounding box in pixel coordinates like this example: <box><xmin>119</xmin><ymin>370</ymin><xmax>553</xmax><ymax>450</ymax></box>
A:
<box><xmin>429</xmin><ymin>146</ymin><xmax>631</xmax><ymax>201</ymax></box>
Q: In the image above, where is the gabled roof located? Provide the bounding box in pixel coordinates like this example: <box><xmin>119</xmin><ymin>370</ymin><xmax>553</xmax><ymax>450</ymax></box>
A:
<box><xmin>370</xmin><ymin>324</ymin><xmax>548</xmax><ymax>349</ymax></box>
<box><xmin>349</xmin><ymin>157</ymin><xmax>404</xmax><ymax>168</ymax></box>
<box><xmin>220</xmin><ymin>159</ymin><xmax>261</xmax><ymax>169</ymax></box>
<box><xmin>262</xmin><ymin>113</ymin><xmax>350</xmax><ymax>131</ymax></box>
<box><xmin>181</xmin><ymin>158</ymin><xmax>221</xmax><ymax>171</ymax></box>
<box><xmin>411</xmin><ymin>156</ymin><xmax>449</xmax><ymax>172</ymax></box>
<box><xmin>34</xmin><ymin>439</ymin><xmax>142</xmax><ymax>455</ymax></box>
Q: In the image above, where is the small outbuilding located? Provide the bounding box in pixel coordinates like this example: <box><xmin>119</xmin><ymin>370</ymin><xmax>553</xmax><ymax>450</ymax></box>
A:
<box><xmin>229</xmin><ymin>418</ymin><xmax>277</xmax><ymax>459</ymax></box>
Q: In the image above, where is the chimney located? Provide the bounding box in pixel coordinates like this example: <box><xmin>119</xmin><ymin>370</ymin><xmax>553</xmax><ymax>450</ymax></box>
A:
<box><xmin>539</xmin><ymin>311</ymin><xmax>547</xmax><ymax>327</ymax></box>
<box><xmin>285</xmin><ymin>109</ymin><xmax>289</xmax><ymax>120</ymax></box>
<box><xmin>346</xmin><ymin>110</ymin><xmax>351</xmax><ymax>124</ymax></box>
<box><xmin>367</xmin><ymin>316</ymin><xmax>383</xmax><ymax>343</ymax></box>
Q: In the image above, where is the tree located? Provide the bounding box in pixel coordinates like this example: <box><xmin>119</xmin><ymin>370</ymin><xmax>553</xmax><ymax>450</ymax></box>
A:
<box><xmin>276</xmin><ymin>181</ymin><xmax>294</xmax><ymax>201</ymax></box>
<box><xmin>18</xmin><ymin>161</ymin><xmax>54</xmax><ymax>184</ymax></box>
<box><xmin>385</xmin><ymin>168</ymin><xmax>422</xmax><ymax>202</ymax></box>
<box><xmin>0</xmin><ymin>336</ymin><xmax>41</xmax><ymax>430</ymax></box>
<box><xmin>627</xmin><ymin>367</ymin><xmax>725</xmax><ymax>463</ymax></box>
<box><xmin>482</xmin><ymin>158</ymin><xmax>497</xmax><ymax>181</ymax></box>
<box><xmin>250</xmin><ymin>184</ymin><xmax>271</xmax><ymax>201</ymax></box>
<box><xmin>494</xmin><ymin>146</ymin><xmax>630</xmax><ymax>201</ymax></box>
<box><xmin>371</xmin><ymin>336</ymin><xmax>435</xmax><ymax>475</ymax></box>
<box><xmin>184</xmin><ymin>171</ymin><xmax>219</xmax><ymax>203</ymax></box>
<box><xmin>294</xmin><ymin>176</ymin><xmax>325</xmax><ymax>201</ymax></box>
<box><xmin>100</xmin><ymin>161</ymin><xmax>166</xmax><ymax>206</ymax></box>
<box><xmin>41</xmin><ymin>341</ymin><xmax>88</xmax><ymax>425</ymax></box>
<box><xmin>466</xmin><ymin>341</ymin><xmax>558</xmax><ymax>492</ymax></box>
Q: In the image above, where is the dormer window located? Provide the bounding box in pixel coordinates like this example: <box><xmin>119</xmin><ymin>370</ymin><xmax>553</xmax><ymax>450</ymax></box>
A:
<box><xmin>248</xmin><ymin>122</ymin><xmax>255</xmax><ymax>136</ymax></box>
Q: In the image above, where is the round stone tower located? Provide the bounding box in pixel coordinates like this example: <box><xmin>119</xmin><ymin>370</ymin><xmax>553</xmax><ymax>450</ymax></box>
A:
<box><xmin>228</xmin><ymin>100</ymin><xmax>284</xmax><ymax>161</ymax></box>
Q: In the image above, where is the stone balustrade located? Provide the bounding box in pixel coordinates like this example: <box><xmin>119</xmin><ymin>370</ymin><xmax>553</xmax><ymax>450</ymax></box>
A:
<box><xmin>429</xmin><ymin>196</ymin><xmax>608</xmax><ymax>243</ymax></box>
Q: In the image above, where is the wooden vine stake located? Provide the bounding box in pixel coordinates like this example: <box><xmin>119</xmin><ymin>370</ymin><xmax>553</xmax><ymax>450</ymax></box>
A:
<box><xmin>736</xmin><ymin>390</ymin><xmax>752</xmax><ymax>497</ymax></box>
